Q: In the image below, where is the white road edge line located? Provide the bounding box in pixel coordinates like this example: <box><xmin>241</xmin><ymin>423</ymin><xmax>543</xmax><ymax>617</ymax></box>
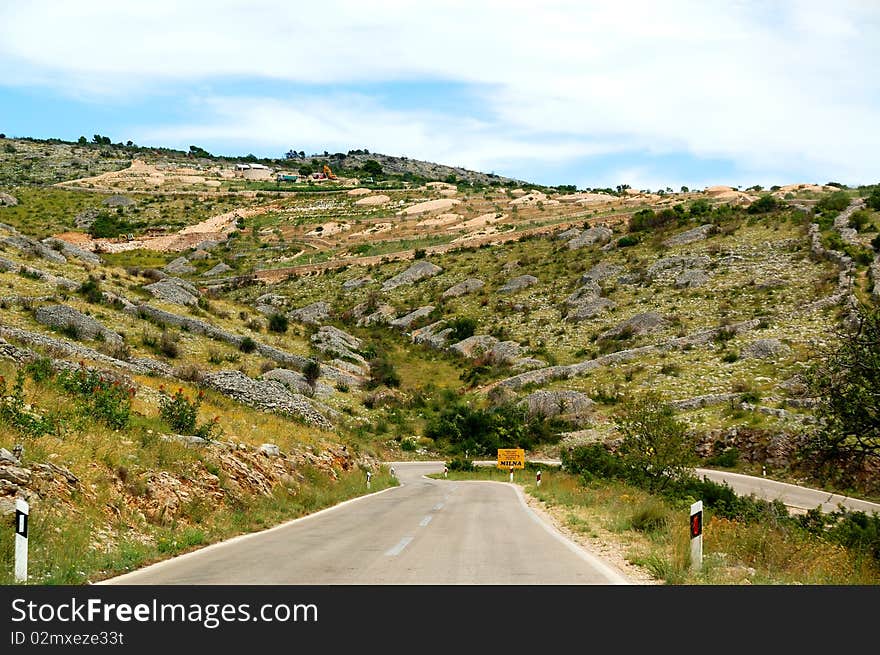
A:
<box><xmin>419</xmin><ymin>515</ymin><xmax>433</xmax><ymax>527</ymax></box>
<box><xmin>385</xmin><ymin>536</ymin><xmax>414</xmax><ymax>556</ymax></box>
<box><xmin>442</xmin><ymin>478</ymin><xmax>632</xmax><ymax>585</ymax></box>
<box><xmin>508</xmin><ymin>483</ymin><xmax>631</xmax><ymax>585</ymax></box>
<box><xmin>98</xmin><ymin>483</ymin><xmax>404</xmax><ymax>585</ymax></box>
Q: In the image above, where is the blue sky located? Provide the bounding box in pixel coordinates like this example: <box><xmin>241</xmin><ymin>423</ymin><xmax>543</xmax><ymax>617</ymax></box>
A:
<box><xmin>1</xmin><ymin>1</ymin><xmax>878</xmax><ymax>190</ymax></box>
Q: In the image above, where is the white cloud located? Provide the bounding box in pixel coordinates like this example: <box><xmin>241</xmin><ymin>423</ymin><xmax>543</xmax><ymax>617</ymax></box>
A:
<box><xmin>1</xmin><ymin>0</ymin><xmax>878</xmax><ymax>183</ymax></box>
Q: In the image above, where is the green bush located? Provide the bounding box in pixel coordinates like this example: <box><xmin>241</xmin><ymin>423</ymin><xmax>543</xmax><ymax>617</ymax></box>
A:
<box><xmin>239</xmin><ymin>336</ymin><xmax>257</xmax><ymax>353</ymax></box>
<box><xmin>56</xmin><ymin>365</ymin><xmax>133</xmax><ymax>429</ymax></box>
<box><xmin>447</xmin><ymin>316</ymin><xmax>477</xmax><ymax>342</ymax></box>
<box><xmin>617</xmin><ymin>235</ymin><xmax>639</xmax><ymax>247</ymax></box>
<box><xmin>815</xmin><ymin>190</ymin><xmax>851</xmax><ymax>215</ymax></box>
<box><xmin>446</xmin><ymin>457</ymin><xmax>475</xmax><ymax>471</ymax></box>
<box><xmin>0</xmin><ymin>371</ymin><xmax>59</xmax><ymax>437</ymax></box>
<box><xmin>268</xmin><ymin>313</ymin><xmax>288</xmax><ymax>333</ymax></box>
<box><xmin>746</xmin><ymin>194</ymin><xmax>779</xmax><ymax>214</ymax></box>
<box><xmin>866</xmin><ymin>186</ymin><xmax>880</xmax><ymax>211</ymax></box>
<box><xmin>561</xmin><ymin>443</ymin><xmax>624</xmax><ymax>480</ymax></box>
<box><xmin>78</xmin><ymin>277</ymin><xmax>103</xmax><ymax>304</ymax></box>
<box><xmin>706</xmin><ymin>447</ymin><xmax>740</xmax><ymax>468</ymax></box>
<box><xmin>630</xmin><ymin>500</ymin><xmax>669</xmax><ymax>533</ymax></box>
<box><xmin>303</xmin><ymin>359</ymin><xmax>321</xmax><ymax>386</ymax></box>
<box><xmin>158</xmin><ymin>387</ymin><xmax>219</xmax><ymax>439</ymax></box>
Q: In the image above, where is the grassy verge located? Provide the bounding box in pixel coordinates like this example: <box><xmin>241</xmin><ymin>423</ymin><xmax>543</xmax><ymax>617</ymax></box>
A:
<box><xmin>433</xmin><ymin>467</ymin><xmax>880</xmax><ymax>585</ymax></box>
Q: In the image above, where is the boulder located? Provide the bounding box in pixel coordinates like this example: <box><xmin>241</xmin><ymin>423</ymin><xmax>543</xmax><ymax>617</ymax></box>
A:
<box><xmin>742</xmin><ymin>339</ymin><xmax>791</xmax><ymax>360</ymax></box>
<box><xmin>566</xmin><ymin>226</ymin><xmax>613</xmax><ymax>250</ymax></box>
<box><xmin>144</xmin><ymin>278</ymin><xmax>200</xmax><ymax>306</ymax></box>
<box><xmin>356</xmin><ymin>303</ymin><xmax>397</xmax><ymax>326</ymax></box>
<box><xmin>259</xmin><ymin>444</ymin><xmax>281</xmax><ymax>457</ymax></box>
<box><xmin>0</xmin><ymin>193</ymin><xmax>18</xmax><ymax>207</ymax></box>
<box><xmin>261</xmin><ymin>368</ymin><xmax>334</xmax><ymax>398</ymax></box>
<box><xmin>381</xmin><ymin>261</ymin><xmax>443</xmax><ymax>291</ymax></box>
<box><xmin>390</xmin><ymin>306</ymin><xmax>435</xmax><ymax>330</ymax></box>
<box><xmin>565</xmin><ymin>280</ymin><xmax>602</xmax><ymax>306</ymax></box>
<box><xmin>412</xmin><ymin>321</ymin><xmax>453</xmax><ymax>349</ymax></box>
<box><xmin>289</xmin><ymin>301</ymin><xmax>331</xmax><ymax>326</ymax></box>
<box><xmin>342</xmin><ymin>276</ymin><xmax>373</xmax><ymax>290</ymax></box>
<box><xmin>647</xmin><ymin>255</ymin><xmax>710</xmax><ymax>279</ymax></box>
<box><xmin>566</xmin><ymin>297</ymin><xmax>616</xmax><ymax>321</ymax></box>
<box><xmin>662</xmin><ymin>224</ymin><xmax>714</xmax><ymax>247</ymax></box>
<box><xmin>675</xmin><ymin>269</ymin><xmax>710</xmax><ymax>288</ymax></box>
<box><xmin>555</xmin><ymin>227</ymin><xmax>582</xmax><ymax>241</ymax></box>
<box><xmin>164</xmin><ymin>256</ymin><xmax>196</xmax><ymax>276</ymax></box>
<box><xmin>442</xmin><ymin>278</ymin><xmax>484</xmax><ymax>298</ymax></box>
<box><xmin>581</xmin><ymin>262</ymin><xmax>622</xmax><ymax>283</ymax></box>
<box><xmin>499</xmin><ymin>275</ymin><xmax>537</xmax><ymax>293</ymax></box>
<box><xmin>204</xmin><ymin>262</ymin><xmax>232</xmax><ymax>277</ymax></box>
<box><xmin>1</xmin><ymin>233</ymin><xmax>67</xmax><ymax>264</ymax></box>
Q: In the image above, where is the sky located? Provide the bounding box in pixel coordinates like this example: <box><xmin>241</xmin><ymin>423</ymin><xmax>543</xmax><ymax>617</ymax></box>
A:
<box><xmin>1</xmin><ymin>0</ymin><xmax>878</xmax><ymax>190</ymax></box>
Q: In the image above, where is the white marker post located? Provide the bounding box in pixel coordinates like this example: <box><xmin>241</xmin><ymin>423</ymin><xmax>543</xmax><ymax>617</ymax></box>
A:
<box><xmin>509</xmin><ymin>467</ymin><xmax>514</xmax><ymax>483</ymax></box>
<box><xmin>390</xmin><ymin>466</ymin><xmax>396</xmax><ymax>478</ymax></box>
<box><xmin>443</xmin><ymin>466</ymin><xmax>448</xmax><ymax>479</ymax></box>
<box><xmin>762</xmin><ymin>465</ymin><xmax>766</xmax><ymax>477</ymax></box>
<box><xmin>366</xmin><ymin>471</ymin><xmax>372</xmax><ymax>489</ymax></box>
<box><xmin>536</xmin><ymin>470</ymin><xmax>542</xmax><ymax>487</ymax></box>
<box><xmin>15</xmin><ymin>498</ymin><xmax>28</xmax><ymax>583</ymax></box>
<box><xmin>689</xmin><ymin>500</ymin><xmax>703</xmax><ymax>573</ymax></box>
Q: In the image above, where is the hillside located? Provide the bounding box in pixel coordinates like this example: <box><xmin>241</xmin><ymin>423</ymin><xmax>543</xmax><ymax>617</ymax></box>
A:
<box><xmin>1</xmin><ymin>137</ymin><xmax>879</xmax><ymax>583</ymax></box>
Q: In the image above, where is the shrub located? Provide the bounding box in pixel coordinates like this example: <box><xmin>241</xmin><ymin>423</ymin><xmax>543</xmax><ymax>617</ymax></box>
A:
<box><xmin>0</xmin><ymin>371</ymin><xmax>59</xmax><ymax>437</ymax></box>
<box><xmin>400</xmin><ymin>438</ymin><xmax>417</xmax><ymax>451</ymax></box>
<box><xmin>78</xmin><ymin>277</ymin><xmax>103</xmax><ymax>304</ymax></box>
<box><xmin>706</xmin><ymin>447</ymin><xmax>740</xmax><ymax>468</ymax></box>
<box><xmin>746</xmin><ymin>194</ymin><xmax>779</xmax><ymax>214</ymax></box>
<box><xmin>239</xmin><ymin>336</ymin><xmax>257</xmax><ymax>353</ymax></box>
<box><xmin>447</xmin><ymin>457</ymin><xmax>475</xmax><ymax>472</ymax></box>
<box><xmin>866</xmin><ymin>186</ymin><xmax>880</xmax><ymax>211</ymax></box>
<box><xmin>413</xmin><ymin>248</ymin><xmax>427</xmax><ymax>260</ymax></box>
<box><xmin>630</xmin><ymin>500</ymin><xmax>670</xmax><ymax>533</ymax></box>
<box><xmin>158</xmin><ymin>387</ymin><xmax>220</xmax><ymax>440</ymax></box>
<box><xmin>447</xmin><ymin>316</ymin><xmax>477</xmax><ymax>342</ymax></box>
<box><xmin>303</xmin><ymin>359</ymin><xmax>321</xmax><ymax>386</ymax></box>
<box><xmin>268</xmin><ymin>313</ymin><xmax>288</xmax><ymax>333</ymax></box>
<box><xmin>24</xmin><ymin>357</ymin><xmax>55</xmax><ymax>383</ymax></box>
<box><xmin>617</xmin><ymin>235</ymin><xmax>639</xmax><ymax>247</ymax></box>
<box><xmin>815</xmin><ymin>190</ymin><xmax>851</xmax><ymax>214</ymax></box>
<box><xmin>159</xmin><ymin>330</ymin><xmax>179</xmax><ymax>358</ymax></box>
<box><xmin>562</xmin><ymin>443</ymin><xmax>624</xmax><ymax>480</ymax></box>
<box><xmin>56</xmin><ymin>365</ymin><xmax>133</xmax><ymax>429</ymax></box>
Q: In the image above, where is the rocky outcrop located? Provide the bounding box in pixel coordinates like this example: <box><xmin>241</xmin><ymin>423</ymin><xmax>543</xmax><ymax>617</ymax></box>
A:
<box><xmin>355</xmin><ymin>303</ymin><xmax>397</xmax><ymax>327</ymax></box>
<box><xmin>203</xmin><ymin>370</ymin><xmax>333</xmax><ymax>429</ymax></box>
<box><xmin>41</xmin><ymin>238</ymin><xmax>101</xmax><ymax>264</ymax></box>
<box><xmin>581</xmin><ymin>262</ymin><xmax>622</xmax><ymax>283</ymax></box>
<box><xmin>289</xmin><ymin>301</ymin><xmax>331</xmax><ymax>326</ymax></box>
<box><xmin>499</xmin><ymin>274</ymin><xmax>537</xmax><ymax>293</ymax></box>
<box><xmin>144</xmin><ymin>277</ymin><xmax>200</xmax><ymax>306</ymax></box>
<box><xmin>163</xmin><ymin>256</ymin><xmax>196</xmax><ymax>276</ymax></box>
<box><xmin>102</xmin><ymin>195</ymin><xmax>135</xmax><ymax>207</ymax></box>
<box><xmin>662</xmin><ymin>224</ymin><xmax>714</xmax><ymax>247</ymax></box>
<box><xmin>675</xmin><ymin>269</ymin><xmax>710</xmax><ymax>288</ymax></box>
<box><xmin>0</xmin><ymin>230</ymin><xmax>67</xmax><ymax>264</ymax></box>
<box><xmin>390</xmin><ymin>306</ymin><xmax>435</xmax><ymax>330</ymax></box>
<box><xmin>204</xmin><ymin>262</ymin><xmax>232</xmax><ymax>277</ymax></box>
<box><xmin>449</xmin><ymin>335</ymin><xmax>542</xmax><ymax>369</ymax></box>
<box><xmin>442</xmin><ymin>278</ymin><xmax>485</xmax><ymax>298</ymax></box>
<box><xmin>342</xmin><ymin>276</ymin><xmax>373</xmax><ymax>290</ymax></box>
<box><xmin>311</xmin><ymin>326</ymin><xmax>365</xmax><ymax>365</ymax></box>
<box><xmin>260</xmin><ymin>368</ymin><xmax>334</xmax><ymax>398</ymax></box>
<box><xmin>519</xmin><ymin>390</ymin><xmax>595</xmax><ymax>423</ymax></box>
<box><xmin>566</xmin><ymin>297</ymin><xmax>616</xmax><ymax>321</ymax></box>
<box><xmin>600</xmin><ymin>312</ymin><xmax>668</xmax><ymax>340</ymax></box>
<box><xmin>566</xmin><ymin>226</ymin><xmax>613</xmax><ymax>250</ymax></box>
<box><xmin>34</xmin><ymin>304</ymin><xmax>122</xmax><ymax>345</ymax></box>
<box><xmin>555</xmin><ymin>227</ymin><xmax>582</xmax><ymax>241</ymax></box>
<box><xmin>741</xmin><ymin>338</ymin><xmax>791</xmax><ymax>360</ymax></box>
<box><xmin>647</xmin><ymin>255</ymin><xmax>710</xmax><ymax>279</ymax></box>
<box><xmin>669</xmin><ymin>393</ymin><xmax>741</xmax><ymax>411</ymax></box>
<box><xmin>411</xmin><ymin>321</ymin><xmax>454</xmax><ymax>349</ymax></box>
<box><xmin>381</xmin><ymin>261</ymin><xmax>443</xmax><ymax>291</ymax></box>
<box><xmin>0</xmin><ymin>193</ymin><xmax>18</xmax><ymax>207</ymax></box>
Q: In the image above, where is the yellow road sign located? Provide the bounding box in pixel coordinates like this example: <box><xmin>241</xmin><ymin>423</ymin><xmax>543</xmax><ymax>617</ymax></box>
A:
<box><xmin>497</xmin><ymin>448</ymin><xmax>525</xmax><ymax>470</ymax></box>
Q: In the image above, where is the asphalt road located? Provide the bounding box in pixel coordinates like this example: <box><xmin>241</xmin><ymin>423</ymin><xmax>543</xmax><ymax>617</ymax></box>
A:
<box><xmin>471</xmin><ymin>460</ymin><xmax>880</xmax><ymax>514</ymax></box>
<box><xmin>101</xmin><ymin>462</ymin><xmax>629</xmax><ymax>585</ymax></box>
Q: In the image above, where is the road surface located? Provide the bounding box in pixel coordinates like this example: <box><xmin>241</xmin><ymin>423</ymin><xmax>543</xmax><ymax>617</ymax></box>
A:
<box><xmin>101</xmin><ymin>461</ymin><xmax>629</xmax><ymax>585</ymax></box>
<box><xmin>471</xmin><ymin>460</ymin><xmax>880</xmax><ymax>514</ymax></box>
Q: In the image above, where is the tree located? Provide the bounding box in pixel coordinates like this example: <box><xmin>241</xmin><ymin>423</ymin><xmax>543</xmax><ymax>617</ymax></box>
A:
<box><xmin>189</xmin><ymin>145</ymin><xmax>212</xmax><ymax>158</ymax></box>
<box><xmin>616</xmin><ymin>183</ymin><xmax>631</xmax><ymax>194</ymax></box>
<box><xmin>680</xmin><ymin>186</ymin><xmax>689</xmax><ymax>193</ymax></box>
<box><xmin>614</xmin><ymin>392</ymin><xmax>696</xmax><ymax>491</ymax></box>
<box><xmin>362</xmin><ymin>159</ymin><xmax>383</xmax><ymax>177</ymax></box>
<box><xmin>866</xmin><ymin>186</ymin><xmax>880</xmax><ymax>211</ymax></box>
<box><xmin>78</xmin><ymin>136</ymin><xmax>88</xmax><ymax>145</ymax></box>
<box><xmin>746</xmin><ymin>194</ymin><xmax>779</xmax><ymax>214</ymax></box>
<box><xmin>303</xmin><ymin>360</ymin><xmax>321</xmax><ymax>387</ymax></box>
<box><xmin>268</xmin><ymin>313</ymin><xmax>288</xmax><ymax>333</ymax></box>
<box><xmin>804</xmin><ymin>303</ymin><xmax>880</xmax><ymax>481</ymax></box>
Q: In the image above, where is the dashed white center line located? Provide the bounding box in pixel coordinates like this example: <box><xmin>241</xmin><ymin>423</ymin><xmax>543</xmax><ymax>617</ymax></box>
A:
<box><xmin>385</xmin><ymin>537</ymin><xmax>414</xmax><ymax>557</ymax></box>
<box><xmin>432</xmin><ymin>503</ymin><xmax>444</xmax><ymax>511</ymax></box>
<box><xmin>419</xmin><ymin>515</ymin><xmax>433</xmax><ymax>527</ymax></box>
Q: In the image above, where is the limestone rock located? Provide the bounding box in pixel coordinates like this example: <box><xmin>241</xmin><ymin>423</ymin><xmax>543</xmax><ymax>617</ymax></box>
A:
<box><xmin>164</xmin><ymin>256</ymin><xmax>196</xmax><ymax>276</ymax></box>
<box><xmin>499</xmin><ymin>275</ymin><xmax>537</xmax><ymax>293</ymax></box>
<box><xmin>289</xmin><ymin>301</ymin><xmax>331</xmax><ymax>326</ymax></box>
<box><xmin>742</xmin><ymin>339</ymin><xmax>791</xmax><ymax>360</ymax></box>
<box><xmin>662</xmin><ymin>224</ymin><xmax>714</xmax><ymax>247</ymax></box>
<box><xmin>566</xmin><ymin>226</ymin><xmax>613</xmax><ymax>250</ymax></box>
<box><xmin>600</xmin><ymin>312</ymin><xmax>668</xmax><ymax>340</ymax></box>
<box><xmin>381</xmin><ymin>261</ymin><xmax>443</xmax><ymax>291</ymax></box>
<box><xmin>442</xmin><ymin>278</ymin><xmax>484</xmax><ymax>298</ymax></box>
<box><xmin>144</xmin><ymin>277</ymin><xmax>200</xmax><ymax>306</ymax></box>
<box><xmin>34</xmin><ymin>304</ymin><xmax>122</xmax><ymax>344</ymax></box>
<box><xmin>390</xmin><ymin>306</ymin><xmax>435</xmax><ymax>330</ymax></box>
